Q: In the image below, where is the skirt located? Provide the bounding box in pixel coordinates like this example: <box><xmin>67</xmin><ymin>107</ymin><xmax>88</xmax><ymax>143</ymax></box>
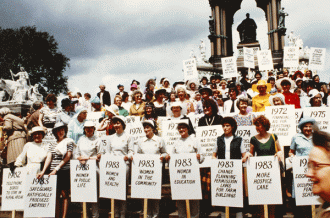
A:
<box><xmin>7</xmin><ymin>137</ymin><xmax>26</xmax><ymax>164</ymax></box>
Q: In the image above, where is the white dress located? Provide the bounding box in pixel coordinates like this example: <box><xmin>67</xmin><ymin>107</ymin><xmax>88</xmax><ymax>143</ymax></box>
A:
<box><xmin>15</xmin><ymin>141</ymin><xmax>48</xmax><ymax>175</ymax></box>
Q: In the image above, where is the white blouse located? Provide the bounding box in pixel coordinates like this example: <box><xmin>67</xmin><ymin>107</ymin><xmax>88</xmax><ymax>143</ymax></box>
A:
<box><xmin>75</xmin><ymin>135</ymin><xmax>101</xmax><ymax>159</ymax></box>
<box><xmin>135</xmin><ymin>135</ymin><xmax>167</xmax><ymax>158</ymax></box>
<box><xmin>102</xmin><ymin>131</ymin><xmax>134</xmax><ymax>159</ymax></box>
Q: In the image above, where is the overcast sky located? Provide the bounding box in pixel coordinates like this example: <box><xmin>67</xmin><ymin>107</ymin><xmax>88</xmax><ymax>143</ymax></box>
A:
<box><xmin>1</xmin><ymin>0</ymin><xmax>329</xmax><ymax>99</ymax></box>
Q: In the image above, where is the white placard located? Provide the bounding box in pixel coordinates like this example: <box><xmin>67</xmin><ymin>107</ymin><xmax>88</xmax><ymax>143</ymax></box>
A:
<box><xmin>126</xmin><ymin>120</ymin><xmax>144</xmax><ymax>141</ymax></box>
<box><xmin>295</xmin><ymin>109</ymin><xmax>303</xmax><ymax>133</ymax></box>
<box><xmin>304</xmin><ymin>107</ymin><xmax>330</xmax><ymax>133</ymax></box>
<box><xmin>42</xmin><ymin>128</ymin><xmax>57</xmax><ymax>148</ymax></box>
<box><xmin>99</xmin><ymin>155</ymin><xmax>127</xmax><ymax>200</ymax></box>
<box><xmin>292</xmin><ymin>156</ymin><xmax>321</xmax><ymax>206</ymax></box>
<box><xmin>131</xmin><ymin>154</ymin><xmax>162</xmax><ymax>199</ymax></box>
<box><xmin>70</xmin><ymin>160</ymin><xmax>97</xmax><ymax>202</ymax></box>
<box><xmin>86</xmin><ymin>111</ymin><xmax>104</xmax><ymax>126</ymax></box>
<box><xmin>243</xmin><ymin>47</ymin><xmax>255</xmax><ymax>69</ymax></box>
<box><xmin>24</xmin><ymin>175</ymin><xmax>57</xmax><ymax>218</ymax></box>
<box><xmin>187</xmin><ymin>113</ymin><xmax>204</xmax><ymax>130</ymax></box>
<box><xmin>211</xmin><ymin>159</ymin><xmax>243</xmax><ymax>207</ymax></box>
<box><xmin>309</xmin><ymin>47</ymin><xmax>326</xmax><ymax>70</ymax></box>
<box><xmin>221</xmin><ymin>56</ymin><xmax>238</xmax><ymax>79</ymax></box>
<box><xmin>265</xmin><ymin>105</ymin><xmax>296</xmax><ymax>146</ymax></box>
<box><xmin>1</xmin><ymin>168</ymin><xmax>26</xmax><ymax>211</ymax></box>
<box><xmin>196</xmin><ymin>125</ymin><xmax>223</xmax><ymax>167</ymax></box>
<box><xmin>257</xmin><ymin>50</ymin><xmax>274</xmax><ymax>71</ymax></box>
<box><xmin>125</xmin><ymin>116</ymin><xmax>140</xmax><ymax>124</ymax></box>
<box><xmin>169</xmin><ymin>153</ymin><xmax>202</xmax><ymax>200</ymax></box>
<box><xmin>162</xmin><ymin>120</ymin><xmax>186</xmax><ymax>154</ymax></box>
<box><xmin>247</xmin><ymin>156</ymin><xmax>283</xmax><ymax>205</ymax></box>
<box><xmin>235</xmin><ymin>126</ymin><xmax>258</xmax><ymax>153</ymax></box>
<box><xmin>183</xmin><ymin>58</ymin><xmax>198</xmax><ymax>82</ymax></box>
<box><xmin>283</xmin><ymin>47</ymin><xmax>299</xmax><ymax>68</ymax></box>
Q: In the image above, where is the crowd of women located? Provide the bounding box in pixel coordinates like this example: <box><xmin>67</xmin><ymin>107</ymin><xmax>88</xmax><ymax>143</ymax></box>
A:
<box><xmin>0</xmin><ymin>68</ymin><xmax>329</xmax><ymax>218</ymax></box>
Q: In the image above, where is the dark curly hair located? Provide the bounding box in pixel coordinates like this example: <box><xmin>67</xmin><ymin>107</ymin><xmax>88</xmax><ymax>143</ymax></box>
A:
<box><xmin>203</xmin><ymin>99</ymin><xmax>218</xmax><ymax>116</ymax></box>
<box><xmin>45</xmin><ymin>94</ymin><xmax>57</xmax><ymax>103</ymax></box>
<box><xmin>221</xmin><ymin>117</ymin><xmax>237</xmax><ymax>134</ymax></box>
<box><xmin>253</xmin><ymin>115</ymin><xmax>270</xmax><ymax>131</ymax></box>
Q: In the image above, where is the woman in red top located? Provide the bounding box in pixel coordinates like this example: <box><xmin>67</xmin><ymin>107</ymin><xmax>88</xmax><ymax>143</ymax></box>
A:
<box><xmin>276</xmin><ymin>78</ymin><xmax>301</xmax><ymax>108</ymax></box>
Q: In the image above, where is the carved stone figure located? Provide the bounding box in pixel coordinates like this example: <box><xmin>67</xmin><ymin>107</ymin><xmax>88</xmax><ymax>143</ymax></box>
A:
<box><xmin>0</xmin><ymin>67</ymin><xmax>42</xmax><ymax>103</ymax></box>
<box><xmin>29</xmin><ymin>84</ymin><xmax>43</xmax><ymax>101</ymax></box>
<box><xmin>11</xmin><ymin>67</ymin><xmax>30</xmax><ymax>90</ymax></box>
<box><xmin>288</xmin><ymin>31</ymin><xmax>295</xmax><ymax>47</ymax></box>
<box><xmin>189</xmin><ymin>49</ymin><xmax>196</xmax><ymax>59</ymax></box>
<box><xmin>199</xmin><ymin>39</ymin><xmax>206</xmax><ymax>60</ymax></box>
<box><xmin>278</xmin><ymin>8</ymin><xmax>288</xmax><ymax>28</ymax></box>
<box><xmin>0</xmin><ymin>79</ymin><xmax>20</xmax><ymax>99</ymax></box>
<box><xmin>237</xmin><ymin>13</ymin><xmax>257</xmax><ymax>43</ymax></box>
<box><xmin>209</xmin><ymin>16</ymin><xmax>215</xmax><ymax>35</ymax></box>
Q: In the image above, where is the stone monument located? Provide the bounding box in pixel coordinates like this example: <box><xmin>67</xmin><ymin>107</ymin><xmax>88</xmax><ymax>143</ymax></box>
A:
<box><xmin>236</xmin><ymin>13</ymin><xmax>261</xmax><ymax>58</ymax></box>
<box><xmin>0</xmin><ymin>67</ymin><xmax>43</xmax><ymax>115</ymax></box>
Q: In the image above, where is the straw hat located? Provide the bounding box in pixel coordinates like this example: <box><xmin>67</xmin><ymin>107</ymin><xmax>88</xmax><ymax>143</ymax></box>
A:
<box><xmin>251</xmin><ymin>80</ymin><xmax>272</xmax><ymax>93</ymax></box>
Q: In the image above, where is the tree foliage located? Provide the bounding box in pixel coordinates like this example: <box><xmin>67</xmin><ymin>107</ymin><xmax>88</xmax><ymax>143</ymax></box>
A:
<box><xmin>0</xmin><ymin>26</ymin><xmax>70</xmax><ymax>95</ymax></box>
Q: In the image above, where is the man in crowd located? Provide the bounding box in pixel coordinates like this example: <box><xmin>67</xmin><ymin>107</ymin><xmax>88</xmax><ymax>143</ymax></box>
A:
<box><xmin>223</xmin><ymin>85</ymin><xmax>239</xmax><ymax>114</ymax></box>
<box><xmin>97</xmin><ymin>84</ymin><xmax>111</xmax><ymax>106</ymax></box>
<box><xmin>116</xmin><ymin>84</ymin><xmax>128</xmax><ymax>97</ymax></box>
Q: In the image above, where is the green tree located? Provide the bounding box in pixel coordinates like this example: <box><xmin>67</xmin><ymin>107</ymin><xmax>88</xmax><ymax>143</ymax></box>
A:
<box><xmin>0</xmin><ymin>26</ymin><xmax>70</xmax><ymax>96</ymax></box>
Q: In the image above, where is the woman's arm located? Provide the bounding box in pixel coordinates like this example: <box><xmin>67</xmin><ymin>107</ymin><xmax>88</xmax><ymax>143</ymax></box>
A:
<box><xmin>38</xmin><ymin>113</ymin><xmax>44</xmax><ymax>127</ymax></box>
<box><xmin>49</xmin><ymin>151</ymin><xmax>73</xmax><ymax>175</ymax></box>
<box><xmin>37</xmin><ymin>152</ymin><xmax>52</xmax><ymax>179</ymax></box>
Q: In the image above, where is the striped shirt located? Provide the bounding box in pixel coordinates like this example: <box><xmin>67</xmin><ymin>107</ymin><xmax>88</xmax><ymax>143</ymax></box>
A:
<box><xmin>48</xmin><ymin>138</ymin><xmax>74</xmax><ymax>171</ymax></box>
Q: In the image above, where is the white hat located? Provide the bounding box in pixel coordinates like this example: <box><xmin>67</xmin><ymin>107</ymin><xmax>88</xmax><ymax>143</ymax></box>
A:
<box><xmin>170</xmin><ymin>101</ymin><xmax>182</xmax><ymax>109</ymax></box>
<box><xmin>142</xmin><ymin>120</ymin><xmax>156</xmax><ymax>128</ymax></box>
<box><xmin>276</xmin><ymin>78</ymin><xmax>295</xmax><ymax>90</ymax></box>
<box><xmin>29</xmin><ymin>126</ymin><xmax>46</xmax><ymax>136</ymax></box>
<box><xmin>269</xmin><ymin>93</ymin><xmax>286</xmax><ymax>106</ymax></box>
<box><xmin>104</xmin><ymin>105</ymin><xmax>119</xmax><ymax>116</ymax></box>
<box><xmin>112</xmin><ymin>116</ymin><xmax>126</xmax><ymax>130</ymax></box>
<box><xmin>84</xmin><ymin>121</ymin><xmax>95</xmax><ymax>127</ymax></box>
<box><xmin>308</xmin><ymin>89</ymin><xmax>324</xmax><ymax>98</ymax></box>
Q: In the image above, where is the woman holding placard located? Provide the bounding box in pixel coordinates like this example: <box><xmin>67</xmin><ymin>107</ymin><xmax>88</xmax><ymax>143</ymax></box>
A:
<box><xmin>107</xmin><ymin>116</ymin><xmax>134</xmax><ymax>218</ymax></box>
<box><xmin>244</xmin><ymin>115</ymin><xmax>283</xmax><ymax>218</ymax></box>
<box><xmin>75</xmin><ymin>121</ymin><xmax>102</xmax><ymax>218</ymax></box>
<box><xmin>289</xmin><ymin>117</ymin><xmax>316</xmax><ymax>217</ymax></box>
<box><xmin>244</xmin><ymin>115</ymin><xmax>282</xmax><ymax>159</ymax></box>
<box><xmin>14</xmin><ymin>126</ymin><xmax>48</xmax><ymax>175</ymax></box>
<box><xmin>134</xmin><ymin>120</ymin><xmax>168</xmax><ymax>218</ymax></box>
<box><xmin>197</xmin><ymin>98</ymin><xmax>222</xmax><ymax>216</ymax></box>
<box><xmin>212</xmin><ymin>117</ymin><xmax>245</xmax><ymax>160</ymax></box>
<box><xmin>198</xmin><ymin>99</ymin><xmax>223</xmax><ymax>127</ymax></box>
<box><xmin>37</xmin><ymin>122</ymin><xmax>75</xmax><ymax>218</ymax></box>
<box><xmin>212</xmin><ymin>117</ymin><xmax>245</xmax><ymax>218</ymax></box>
<box><xmin>169</xmin><ymin>121</ymin><xmax>203</xmax><ymax>218</ymax></box>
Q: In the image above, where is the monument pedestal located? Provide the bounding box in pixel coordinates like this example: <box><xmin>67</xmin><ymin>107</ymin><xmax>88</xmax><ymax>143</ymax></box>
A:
<box><xmin>237</xmin><ymin>41</ymin><xmax>261</xmax><ymax>56</ymax></box>
<box><xmin>0</xmin><ymin>102</ymin><xmax>32</xmax><ymax>116</ymax></box>
<box><xmin>236</xmin><ymin>42</ymin><xmax>261</xmax><ymax>69</ymax></box>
